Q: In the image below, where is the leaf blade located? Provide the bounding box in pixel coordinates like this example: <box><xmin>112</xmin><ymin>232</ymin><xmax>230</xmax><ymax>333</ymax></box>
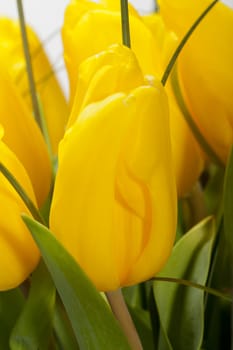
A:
<box><xmin>22</xmin><ymin>214</ymin><xmax>130</xmax><ymax>350</ymax></box>
<box><xmin>10</xmin><ymin>262</ymin><xmax>56</xmax><ymax>350</ymax></box>
<box><xmin>0</xmin><ymin>289</ymin><xmax>25</xmax><ymax>350</ymax></box>
<box><xmin>153</xmin><ymin>217</ymin><xmax>216</xmax><ymax>350</ymax></box>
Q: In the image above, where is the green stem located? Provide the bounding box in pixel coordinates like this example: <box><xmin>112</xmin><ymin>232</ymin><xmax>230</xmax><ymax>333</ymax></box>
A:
<box><xmin>152</xmin><ymin>276</ymin><xmax>232</xmax><ymax>302</ymax></box>
<box><xmin>171</xmin><ymin>67</ymin><xmax>224</xmax><ymax>167</ymax></box>
<box><xmin>161</xmin><ymin>0</ymin><xmax>219</xmax><ymax>86</ymax></box>
<box><xmin>16</xmin><ymin>0</ymin><xmax>43</xmax><ymax>131</ymax></box>
<box><xmin>120</xmin><ymin>0</ymin><xmax>131</xmax><ymax>48</ymax></box>
<box><xmin>106</xmin><ymin>289</ymin><xmax>143</xmax><ymax>350</ymax></box>
<box><xmin>0</xmin><ymin>162</ymin><xmax>44</xmax><ymax>224</ymax></box>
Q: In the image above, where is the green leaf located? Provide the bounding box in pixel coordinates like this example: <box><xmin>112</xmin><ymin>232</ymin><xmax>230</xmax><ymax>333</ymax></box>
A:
<box><xmin>0</xmin><ymin>288</ymin><xmax>25</xmax><ymax>349</ymax></box>
<box><xmin>53</xmin><ymin>297</ymin><xmax>79</xmax><ymax>350</ymax></box>
<box><xmin>153</xmin><ymin>217</ymin><xmax>216</xmax><ymax>350</ymax></box>
<box><xmin>22</xmin><ymin>215</ymin><xmax>130</xmax><ymax>350</ymax></box>
<box><xmin>223</xmin><ymin>146</ymin><xmax>233</xmax><ymax>264</ymax></box>
<box><xmin>123</xmin><ymin>284</ymin><xmax>144</xmax><ymax>308</ymax></box>
<box><xmin>127</xmin><ymin>305</ymin><xmax>155</xmax><ymax>350</ymax></box>
<box><xmin>10</xmin><ymin>261</ymin><xmax>56</xmax><ymax>350</ymax></box>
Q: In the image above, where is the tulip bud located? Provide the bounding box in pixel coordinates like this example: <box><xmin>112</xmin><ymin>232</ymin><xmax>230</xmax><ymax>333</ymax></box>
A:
<box><xmin>0</xmin><ymin>126</ymin><xmax>40</xmax><ymax>290</ymax></box>
<box><xmin>50</xmin><ymin>45</ymin><xmax>177</xmax><ymax>291</ymax></box>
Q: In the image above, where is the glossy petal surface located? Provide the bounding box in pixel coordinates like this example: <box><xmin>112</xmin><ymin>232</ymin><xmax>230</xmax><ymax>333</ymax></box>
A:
<box><xmin>50</xmin><ymin>78</ymin><xmax>176</xmax><ymax>291</ymax></box>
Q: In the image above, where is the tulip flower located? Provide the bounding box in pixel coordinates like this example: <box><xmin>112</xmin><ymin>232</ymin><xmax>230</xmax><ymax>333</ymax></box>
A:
<box><xmin>0</xmin><ymin>125</ymin><xmax>40</xmax><ymax>291</ymax></box>
<box><xmin>50</xmin><ymin>45</ymin><xmax>177</xmax><ymax>292</ymax></box>
<box><xmin>0</xmin><ymin>67</ymin><xmax>52</xmax><ymax>207</ymax></box>
<box><xmin>62</xmin><ymin>0</ymin><xmax>204</xmax><ymax>197</ymax></box>
<box><xmin>158</xmin><ymin>0</ymin><xmax>233</xmax><ymax>164</ymax></box>
<box><xmin>62</xmin><ymin>0</ymin><xmax>158</xmax><ymax>103</ymax></box>
<box><xmin>0</xmin><ymin>17</ymin><xmax>68</xmax><ymax>154</ymax></box>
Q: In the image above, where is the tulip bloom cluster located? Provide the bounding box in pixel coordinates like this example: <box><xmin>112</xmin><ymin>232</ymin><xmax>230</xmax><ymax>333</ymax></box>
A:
<box><xmin>0</xmin><ymin>1</ymin><xmax>232</xmax><ymax>347</ymax></box>
<box><xmin>0</xmin><ymin>0</ymin><xmax>232</xmax><ymax>289</ymax></box>
<box><xmin>0</xmin><ymin>9</ymin><xmax>178</xmax><ymax>292</ymax></box>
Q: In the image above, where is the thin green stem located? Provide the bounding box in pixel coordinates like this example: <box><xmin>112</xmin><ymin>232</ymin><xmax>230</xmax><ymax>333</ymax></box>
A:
<box><xmin>16</xmin><ymin>0</ymin><xmax>43</xmax><ymax>131</ymax></box>
<box><xmin>171</xmin><ymin>67</ymin><xmax>224</xmax><ymax>167</ymax></box>
<box><xmin>161</xmin><ymin>0</ymin><xmax>219</xmax><ymax>86</ymax></box>
<box><xmin>120</xmin><ymin>0</ymin><xmax>131</xmax><ymax>48</ymax></box>
<box><xmin>152</xmin><ymin>276</ymin><xmax>232</xmax><ymax>302</ymax></box>
<box><xmin>106</xmin><ymin>289</ymin><xmax>143</xmax><ymax>350</ymax></box>
<box><xmin>0</xmin><ymin>162</ymin><xmax>44</xmax><ymax>224</ymax></box>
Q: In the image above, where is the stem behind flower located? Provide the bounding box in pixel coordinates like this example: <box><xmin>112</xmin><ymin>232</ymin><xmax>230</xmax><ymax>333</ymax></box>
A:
<box><xmin>106</xmin><ymin>289</ymin><xmax>143</xmax><ymax>350</ymax></box>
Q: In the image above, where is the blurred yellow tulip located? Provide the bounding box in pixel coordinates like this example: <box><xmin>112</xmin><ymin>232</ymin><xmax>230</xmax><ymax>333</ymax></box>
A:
<box><xmin>50</xmin><ymin>45</ymin><xmax>177</xmax><ymax>291</ymax></box>
<box><xmin>158</xmin><ymin>0</ymin><xmax>233</xmax><ymax>164</ymax></box>
<box><xmin>0</xmin><ymin>17</ymin><xmax>68</xmax><ymax>154</ymax></box>
<box><xmin>143</xmin><ymin>13</ymin><xmax>204</xmax><ymax>196</ymax></box>
<box><xmin>0</xmin><ymin>125</ymin><xmax>40</xmax><ymax>291</ymax></box>
<box><xmin>0</xmin><ymin>67</ymin><xmax>52</xmax><ymax>207</ymax></box>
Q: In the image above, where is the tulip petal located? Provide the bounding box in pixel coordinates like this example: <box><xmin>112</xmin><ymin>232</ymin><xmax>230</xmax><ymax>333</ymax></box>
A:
<box><xmin>67</xmin><ymin>44</ymin><xmax>144</xmax><ymax>127</ymax></box>
<box><xmin>115</xmin><ymin>84</ymin><xmax>177</xmax><ymax>286</ymax></box>
<box><xmin>50</xmin><ymin>93</ymin><xmax>137</xmax><ymax>290</ymax></box>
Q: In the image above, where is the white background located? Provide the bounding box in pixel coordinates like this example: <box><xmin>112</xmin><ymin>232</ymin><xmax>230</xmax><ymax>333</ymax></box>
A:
<box><xmin>0</xmin><ymin>0</ymin><xmax>232</xmax><ymax>96</ymax></box>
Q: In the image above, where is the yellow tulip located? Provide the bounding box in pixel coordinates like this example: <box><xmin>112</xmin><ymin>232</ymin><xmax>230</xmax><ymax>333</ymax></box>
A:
<box><xmin>0</xmin><ymin>67</ymin><xmax>52</xmax><ymax>207</ymax></box>
<box><xmin>0</xmin><ymin>17</ymin><xmax>68</xmax><ymax>154</ymax></box>
<box><xmin>0</xmin><ymin>125</ymin><xmax>40</xmax><ymax>291</ymax></box>
<box><xmin>62</xmin><ymin>0</ymin><xmax>158</xmax><ymax>103</ymax></box>
<box><xmin>62</xmin><ymin>0</ymin><xmax>205</xmax><ymax>197</ymax></box>
<box><xmin>50</xmin><ymin>45</ymin><xmax>177</xmax><ymax>291</ymax></box>
<box><xmin>158</xmin><ymin>0</ymin><xmax>233</xmax><ymax>164</ymax></box>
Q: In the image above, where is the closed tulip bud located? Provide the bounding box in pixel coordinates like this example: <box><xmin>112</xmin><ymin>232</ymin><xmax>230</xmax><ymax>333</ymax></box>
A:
<box><xmin>158</xmin><ymin>0</ymin><xmax>233</xmax><ymax>164</ymax></box>
<box><xmin>50</xmin><ymin>45</ymin><xmax>177</xmax><ymax>291</ymax></box>
<box><xmin>0</xmin><ymin>17</ymin><xmax>68</xmax><ymax>154</ymax></box>
<box><xmin>0</xmin><ymin>67</ymin><xmax>52</xmax><ymax>207</ymax></box>
<box><xmin>0</xmin><ymin>126</ymin><xmax>40</xmax><ymax>290</ymax></box>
